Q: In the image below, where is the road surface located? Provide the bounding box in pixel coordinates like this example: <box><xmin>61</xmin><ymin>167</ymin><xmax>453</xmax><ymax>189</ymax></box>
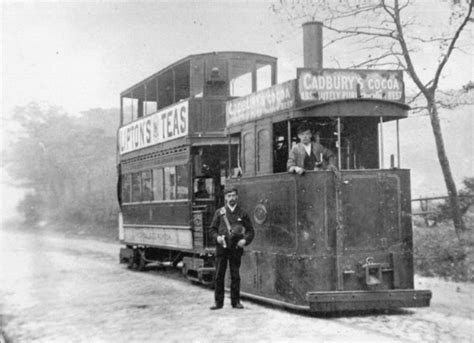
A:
<box><xmin>0</xmin><ymin>228</ymin><xmax>472</xmax><ymax>342</ymax></box>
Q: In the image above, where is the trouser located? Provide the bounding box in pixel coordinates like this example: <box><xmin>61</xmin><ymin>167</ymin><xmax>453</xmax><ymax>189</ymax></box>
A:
<box><xmin>214</xmin><ymin>249</ymin><xmax>242</xmax><ymax>306</ymax></box>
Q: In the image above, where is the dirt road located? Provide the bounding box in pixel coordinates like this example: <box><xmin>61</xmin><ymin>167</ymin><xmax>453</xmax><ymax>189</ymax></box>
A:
<box><xmin>0</xmin><ymin>228</ymin><xmax>472</xmax><ymax>342</ymax></box>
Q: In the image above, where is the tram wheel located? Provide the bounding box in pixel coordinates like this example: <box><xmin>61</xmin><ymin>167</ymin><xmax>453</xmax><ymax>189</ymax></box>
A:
<box><xmin>127</xmin><ymin>249</ymin><xmax>139</xmax><ymax>270</ymax></box>
<box><xmin>136</xmin><ymin>250</ymin><xmax>147</xmax><ymax>271</ymax></box>
<box><xmin>127</xmin><ymin>256</ymin><xmax>136</xmax><ymax>270</ymax></box>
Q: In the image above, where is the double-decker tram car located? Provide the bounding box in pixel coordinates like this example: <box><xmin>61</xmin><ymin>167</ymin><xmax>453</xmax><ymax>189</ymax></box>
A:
<box><xmin>118</xmin><ymin>22</ymin><xmax>431</xmax><ymax>312</ymax></box>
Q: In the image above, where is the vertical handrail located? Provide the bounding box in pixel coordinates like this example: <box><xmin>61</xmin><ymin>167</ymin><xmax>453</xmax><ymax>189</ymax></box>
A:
<box><xmin>379</xmin><ymin>116</ymin><xmax>384</xmax><ymax>169</ymax></box>
<box><xmin>396</xmin><ymin>119</ymin><xmax>400</xmax><ymax>168</ymax></box>
<box><xmin>337</xmin><ymin>117</ymin><xmax>342</xmax><ymax>170</ymax></box>
<box><xmin>334</xmin><ymin>171</ymin><xmax>344</xmax><ymax>291</ymax></box>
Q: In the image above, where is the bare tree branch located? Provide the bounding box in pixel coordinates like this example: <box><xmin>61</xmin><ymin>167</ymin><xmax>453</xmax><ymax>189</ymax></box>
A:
<box><xmin>432</xmin><ymin>0</ymin><xmax>473</xmax><ymax>90</ymax></box>
<box><xmin>384</xmin><ymin>0</ymin><xmax>430</xmax><ymax>98</ymax></box>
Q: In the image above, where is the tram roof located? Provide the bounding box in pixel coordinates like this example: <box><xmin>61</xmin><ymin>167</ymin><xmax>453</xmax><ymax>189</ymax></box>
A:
<box><xmin>120</xmin><ymin>51</ymin><xmax>277</xmax><ymax>96</ymax></box>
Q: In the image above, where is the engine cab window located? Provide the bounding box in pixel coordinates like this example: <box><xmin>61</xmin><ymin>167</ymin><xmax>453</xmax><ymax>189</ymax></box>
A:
<box><xmin>271</xmin><ymin>118</ymin><xmax>380</xmax><ymax>172</ymax></box>
<box><xmin>273</xmin><ymin>121</ymin><xmax>289</xmax><ymax>173</ymax></box>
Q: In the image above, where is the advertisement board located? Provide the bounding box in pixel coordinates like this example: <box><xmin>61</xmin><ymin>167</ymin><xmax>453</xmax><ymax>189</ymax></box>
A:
<box><xmin>298</xmin><ymin>68</ymin><xmax>404</xmax><ymax>104</ymax></box>
<box><xmin>226</xmin><ymin>80</ymin><xmax>295</xmax><ymax>126</ymax></box>
<box><xmin>118</xmin><ymin>101</ymin><xmax>188</xmax><ymax>155</ymax></box>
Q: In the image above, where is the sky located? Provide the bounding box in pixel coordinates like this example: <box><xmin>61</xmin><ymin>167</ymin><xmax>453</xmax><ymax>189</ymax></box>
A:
<box><xmin>0</xmin><ymin>0</ymin><xmax>472</xmax><ymax>218</ymax></box>
<box><xmin>1</xmin><ymin>0</ymin><xmax>472</xmax><ymax>117</ymax></box>
<box><xmin>2</xmin><ymin>0</ymin><xmax>289</xmax><ymax>116</ymax></box>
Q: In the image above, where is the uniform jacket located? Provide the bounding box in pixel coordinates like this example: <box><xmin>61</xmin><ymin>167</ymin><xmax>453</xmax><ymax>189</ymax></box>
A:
<box><xmin>287</xmin><ymin>142</ymin><xmax>336</xmax><ymax>171</ymax></box>
<box><xmin>209</xmin><ymin>205</ymin><xmax>255</xmax><ymax>256</ymax></box>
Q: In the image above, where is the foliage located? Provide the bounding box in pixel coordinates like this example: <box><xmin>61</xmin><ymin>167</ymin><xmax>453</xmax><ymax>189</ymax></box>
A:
<box><xmin>3</xmin><ymin>102</ymin><xmax>120</xmax><ymax>229</ymax></box>
<box><xmin>413</xmin><ymin>222</ymin><xmax>471</xmax><ymax>282</ymax></box>
<box><xmin>16</xmin><ymin>192</ymin><xmax>43</xmax><ymax>224</ymax></box>
<box><xmin>435</xmin><ymin>177</ymin><xmax>474</xmax><ymax>222</ymax></box>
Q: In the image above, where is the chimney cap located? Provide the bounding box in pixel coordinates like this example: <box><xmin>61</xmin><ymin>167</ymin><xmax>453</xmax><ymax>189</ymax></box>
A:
<box><xmin>302</xmin><ymin>21</ymin><xmax>323</xmax><ymax>26</ymax></box>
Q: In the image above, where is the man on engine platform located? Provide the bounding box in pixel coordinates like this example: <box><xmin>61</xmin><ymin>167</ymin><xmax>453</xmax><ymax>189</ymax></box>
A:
<box><xmin>287</xmin><ymin>122</ymin><xmax>337</xmax><ymax>174</ymax></box>
<box><xmin>209</xmin><ymin>187</ymin><xmax>255</xmax><ymax>310</ymax></box>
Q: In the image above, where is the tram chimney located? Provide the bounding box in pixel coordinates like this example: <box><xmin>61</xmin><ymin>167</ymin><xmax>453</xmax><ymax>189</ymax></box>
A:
<box><xmin>303</xmin><ymin>21</ymin><xmax>323</xmax><ymax>69</ymax></box>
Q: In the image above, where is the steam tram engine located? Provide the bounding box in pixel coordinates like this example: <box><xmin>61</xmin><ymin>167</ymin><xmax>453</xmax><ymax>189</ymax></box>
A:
<box><xmin>118</xmin><ymin>22</ymin><xmax>431</xmax><ymax>312</ymax></box>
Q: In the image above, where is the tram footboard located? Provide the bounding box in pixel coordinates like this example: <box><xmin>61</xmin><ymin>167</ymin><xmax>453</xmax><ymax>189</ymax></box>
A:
<box><xmin>306</xmin><ymin>289</ymin><xmax>432</xmax><ymax>312</ymax></box>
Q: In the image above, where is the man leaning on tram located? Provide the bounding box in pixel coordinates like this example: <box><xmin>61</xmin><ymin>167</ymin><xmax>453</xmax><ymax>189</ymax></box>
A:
<box><xmin>287</xmin><ymin>122</ymin><xmax>337</xmax><ymax>174</ymax></box>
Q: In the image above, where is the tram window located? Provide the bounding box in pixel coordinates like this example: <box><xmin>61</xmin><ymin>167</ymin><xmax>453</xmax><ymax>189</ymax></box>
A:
<box><xmin>122</xmin><ymin>97</ymin><xmax>135</xmax><ymax>124</ymax></box>
<box><xmin>142</xmin><ymin>170</ymin><xmax>153</xmax><ymax>201</ymax></box>
<box><xmin>231</xmin><ymin>72</ymin><xmax>252</xmax><ymax>96</ymax></box>
<box><xmin>257</xmin><ymin>128</ymin><xmax>271</xmax><ymax>173</ymax></box>
<box><xmin>175</xmin><ymin>61</ymin><xmax>190</xmax><ymax>102</ymax></box>
<box><xmin>152</xmin><ymin>168</ymin><xmax>164</xmax><ymax>201</ymax></box>
<box><xmin>256</xmin><ymin>63</ymin><xmax>272</xmax><ymax>91</ymax></box>
<box><xmin>164</xmin><ymin>166</ymin><xmax>176</xmax><ymax>200</ymax></box>
<box><xmin>176</xmin><ymin>165</ymin><xmax>189</xmax><ymax>199</ymax></box>
<box><xmin>272</xmin><ymin>122</ymin><xmax>289</xmax><ymax>173</ymax></box>
<box><xmin>191</xmin><ymin>58</ymin><xmax>204</xmax><ymax>98</ymax></box>
<box><xmin>131</xmin><ymin>98</ymin><xmax>139</xmax><ymax>121</ymax></box>
<box><xmin>243</xmin><ymin>131</ymin><xmax>255</xmax><ymax>176</ymax></box>
<box><xmin>131</xmin><ymin>172</ymin><xmax>142</xmax><ymax>202</ymax></box>
<box><xmin>194</xmin><ymin>178</ymin><xmax>214</xmax><ymax>199</ymax></box>
<box><xmin>158</xmin><ymin>70</ymin><xmax>174</xmax><ymax>110</ymax></box>
<box><xmin>121</xmin><ymin>174</ymin><xmax>131</xmax><ymax>203</ymax></box>
<box><xmin>144</xmin><ymin>101</ymin><xmax>157</xmax><ymax>115</ymax></box>
<box><xmin>230</xmin><ymin>60</ymin><xmax>253</xmax><ymax>97</ymax></box>
<box><xmin>144</xmin><ymin>78</ymin><xmax>158</xmax><ymax>116</ymax></box>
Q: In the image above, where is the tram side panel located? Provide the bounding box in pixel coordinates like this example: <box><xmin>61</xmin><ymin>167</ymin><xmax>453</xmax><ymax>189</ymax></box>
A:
<box><xmin>339</xmin><ymin>170</ymin><xmax>415</xmax><ymax>291</ymax></box>
<box><xmin>229</xmin><ymin>170</ymin><xmax>428</xmax><ymax>309</ymax></box>
<box><xmin>121</xmin><ymin>201</ymin><xmax>194</xmax><ymax>250</ymax></box>
<box><xmin>230</xmin><ymin>172</ymin><xmax>338</xmax><ymax>306</ymax></box>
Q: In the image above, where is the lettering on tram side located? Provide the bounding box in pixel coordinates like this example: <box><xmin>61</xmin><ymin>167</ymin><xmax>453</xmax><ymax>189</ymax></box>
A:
<box><xmin>226</xmin><ymin>80</ymin><xmax>295</xmax><ymax>126</ymax></box>
<box><xmin>298</xmin><ymin>69</ymin><xmax>404</xmax><ymax>104</ymax></box>
<box><xmin>118</xmin><ymin>101</ymin><xmax>188</xmax><ymax>154</ymax></box>
<box><xmin>123</xmin><ymin>227</ymin><xmax>193</xmax><ymax>249</ymax></box>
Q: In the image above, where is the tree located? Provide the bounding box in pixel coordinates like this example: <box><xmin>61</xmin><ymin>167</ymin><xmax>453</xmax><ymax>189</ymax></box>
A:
<box><xmin>435</xmin><ymin>177</ymin><xmax>474</xmax><ymax>223</ymax></box>
<box><xmin>271</xmin><ymin>0</ymin><xmax>473</xmax><ymax>240</ymax></box>
<box><xmin>3</xmin><ymin>102</ymin><xmax>119</xmax><ymax>227</ymax></box>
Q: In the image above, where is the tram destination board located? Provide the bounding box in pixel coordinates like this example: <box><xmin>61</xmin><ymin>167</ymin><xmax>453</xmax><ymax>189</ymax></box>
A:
<box><xmin>297</xmin><ymin>68</ymin><xmax>405</xmax><ymax>104</ymax></box>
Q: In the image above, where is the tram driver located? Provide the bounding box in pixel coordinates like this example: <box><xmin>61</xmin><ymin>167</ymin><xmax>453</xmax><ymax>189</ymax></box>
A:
<box><xmin>195</xmin><ymin>178</ymin><xmax>211</xmax><ymax>198</ymax></box>
<box><xmin>287</xmin><ymin>122</ymin><xmax>337</xmax><ymax>175</ymax></box>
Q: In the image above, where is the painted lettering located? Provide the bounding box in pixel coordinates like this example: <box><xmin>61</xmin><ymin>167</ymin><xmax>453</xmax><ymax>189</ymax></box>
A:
<box><xmin>119</xmin><ymin>101</ymin><xmax>189</xmax><ymax>154</ymax></box>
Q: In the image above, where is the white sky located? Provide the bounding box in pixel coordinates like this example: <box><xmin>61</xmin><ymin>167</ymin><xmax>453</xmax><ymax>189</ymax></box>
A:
<box><xmin>1</xmin><ymin>0</ymin><xmax>288</xmax><ymax>115</ymax></box>
<box><xmin>1</xmin><ymin>0</ymin><xmax>472</xmax><ymax>117</ymax></box>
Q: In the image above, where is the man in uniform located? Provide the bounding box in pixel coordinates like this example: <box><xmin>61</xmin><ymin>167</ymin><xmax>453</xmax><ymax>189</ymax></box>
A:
<box><xmin>287</xmin><ymin>122</ymin><xmax>337</xmax><ymax>174</ymax></box>
<box><xmin>209</xmin><ymin>187</ymin><xmax>255</xmax><ymax>310</ymax></box>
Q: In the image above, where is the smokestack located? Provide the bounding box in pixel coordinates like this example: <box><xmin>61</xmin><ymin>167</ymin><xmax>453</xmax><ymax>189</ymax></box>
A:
<box><xmin>303</xmin><ymin>21</ymin><xmax>323</xmax><ymax>69</ymax></box>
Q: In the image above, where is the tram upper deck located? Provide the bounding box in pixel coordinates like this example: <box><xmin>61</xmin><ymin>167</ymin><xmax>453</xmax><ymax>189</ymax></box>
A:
<box><xmin>118</xmin><ymin>51</ymin><xmax>277</xmax><ymax>159</ymax></box>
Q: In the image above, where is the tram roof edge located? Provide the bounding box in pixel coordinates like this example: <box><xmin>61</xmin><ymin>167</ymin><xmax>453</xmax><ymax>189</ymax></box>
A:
<box><xmin>225</xmin><ymin>80</ymin><xmax>410</xmax><ymax>129</ymax></box>
<box><xmin>120</xmin><ymin>51</ymin><xmax>277</xmax><ymax>97</ymax></box>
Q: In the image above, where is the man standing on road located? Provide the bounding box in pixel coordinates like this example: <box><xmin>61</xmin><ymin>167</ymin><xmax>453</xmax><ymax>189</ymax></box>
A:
<box><xmin>209</xmin><ymin>187</ymin><xmax>255</xmax><ymax>310</ymax></box>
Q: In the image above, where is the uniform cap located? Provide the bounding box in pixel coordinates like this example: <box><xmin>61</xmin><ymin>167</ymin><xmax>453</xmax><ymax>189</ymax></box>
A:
<box><xmin>224</xmin><ymin>187</ymin><xmax>238</xmax><ymax>195</ymax></box>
